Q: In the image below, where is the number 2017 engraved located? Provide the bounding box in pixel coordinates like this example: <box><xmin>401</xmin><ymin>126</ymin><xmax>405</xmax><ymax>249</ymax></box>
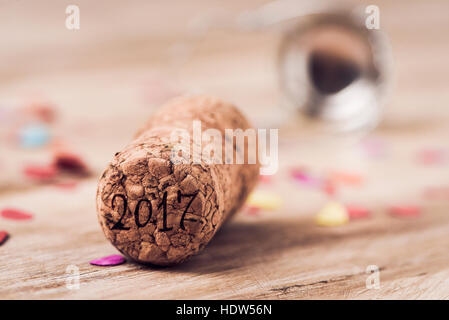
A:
<box><xmin>110</xmin><ymin>191</ymin><xmax>198</xmax><ymax>232</ymax></box>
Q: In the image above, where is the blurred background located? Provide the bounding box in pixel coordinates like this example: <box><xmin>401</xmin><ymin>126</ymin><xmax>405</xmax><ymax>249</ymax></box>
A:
<box><xmin>1</xmin><ymin>0</ymin><xmax>449</xmax><ymax>299</ymax></box>
<box><xmin>1</xmin><ymin>0</ymin><xmax>448</xmax><ymax>189</ymax></box>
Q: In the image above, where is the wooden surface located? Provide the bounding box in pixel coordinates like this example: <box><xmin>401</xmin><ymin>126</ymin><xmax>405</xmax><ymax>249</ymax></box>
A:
<box><xmin>1</xmin><ymin>0</ymin><xmax>449</xmax><ymax>299</ymax></box>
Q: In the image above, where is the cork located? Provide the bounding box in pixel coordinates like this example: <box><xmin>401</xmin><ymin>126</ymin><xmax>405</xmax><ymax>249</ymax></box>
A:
<box><xmin>96</xmin><ymin>96</ymin><xmax>260</xmax><ymax>265</ymax></box>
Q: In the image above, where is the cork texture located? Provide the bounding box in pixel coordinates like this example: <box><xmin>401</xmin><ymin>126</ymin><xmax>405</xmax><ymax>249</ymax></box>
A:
<box><xmin>96</xmin><ymin>96</ymin><xmax>260</xmax><ymax>265</ymax></box>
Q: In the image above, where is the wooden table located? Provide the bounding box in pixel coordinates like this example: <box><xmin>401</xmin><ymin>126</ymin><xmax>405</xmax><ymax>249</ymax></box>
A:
<box><xmin>1</xmin><ymin>0</ymin><xmax>449</xmax><ymax>299</ymax></box>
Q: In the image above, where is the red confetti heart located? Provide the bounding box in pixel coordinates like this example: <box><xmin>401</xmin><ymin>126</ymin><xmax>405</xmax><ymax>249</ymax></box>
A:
<box><xmin>90</xmin><ymin>254</ymin><xmax>126</xmax><ymax>266</ymax></box>
<box><xmin>53</xmin><ymin>151</ymin><xmax>89</xmax><ymax>175</ymax></box>
<box><xmin>346</xmin><ymin>205</ymin><xmax>371</xmax><ymax>219</ymax></box>
<box><xmin>0</xmin><ymin>231</ymin><xmax>9</xmax><ymax>246</ymax></box>
<box><xmin>389</xmin><ymin>205</ymin><xmax>421</xmax><ymax>218</ymax></box>
<box><xmin>1</xmin><ymin>208</ymin><xmax>33</xmax><ymax>220</ymax></box>
<box><xmin>246</xmin><ymin>205</ymin><xmax>261</xmax><ymax>216</ymax></box>
<box><xmin>24</xmin><ymin>164</ymin><xmax>58</xmax><ymax>181</ymax></box>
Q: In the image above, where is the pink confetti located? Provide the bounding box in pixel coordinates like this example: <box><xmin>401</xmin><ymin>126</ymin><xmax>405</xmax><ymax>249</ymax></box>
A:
<box><xmin>328</xmin><ymin>171</ymin><xmax>364</xmax><ymax>186</ymax></box>
<box><xmin>246</xmin><ymin>205</ymin><xmax>261</xmax><ymax>216</ymax></box>
<box><xmin>290</xmin><ymin>168</ymin><xmax>322</xmax><ymax>187</ymax></box>
<box><xmin>26</xmin><ymin>101</ymin><xmax>57</xmax><ymax>124</ymax></box>
<box><xmin>389</xmin><ymin>205</ymin><xmax>421</xmax><ymax>218</ymax></box>
<box><xmin>1</xmin><ymin>208</ymin><xmax>33</xmax><ymax>220</ymax></box>
<box><xmin>346</xmin><ymin>205</ymin><xmax>371</xmax><ymax>219</ymax></box>
<box><xmin>0</xmin><ymin>231</ymin><xmax>9</xmax><ymax>246</ymax></box>
<box><xmin>291</xmin><ymin>168</ymin><xmax>339</xmax><ymax>196</ymax></box>
<box><xmin>259</xmin><ymin>175</ymin><xmax>273</xmax><ymax>185</ymax></box>
<box><xmin>90</xmin><ymin>254</ymin><xmax>126</xmax><ymax>266</ymax></box>
<box><xmin>322</xmin><ymin>179</ymin><xmax>337</xmax><ymax>196</ymax></box>
<box><xmin>24</xmin><ymin>164</ymin><xmax>58</xmax><ymax>181</ymax></box>
<box><xmin>416</xmin><ymin>149</ymin><xmax>447</xmax><ymax>165</ymax></box>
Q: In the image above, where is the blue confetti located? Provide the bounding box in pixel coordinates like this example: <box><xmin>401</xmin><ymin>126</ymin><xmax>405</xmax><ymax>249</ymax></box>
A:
<box><xmin>19</xmin><ymin>124</ymin><xmax>50</xmax><ymax>148</ymax></box>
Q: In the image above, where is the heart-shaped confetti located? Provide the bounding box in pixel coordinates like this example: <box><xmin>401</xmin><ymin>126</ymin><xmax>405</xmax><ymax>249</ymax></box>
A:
<box><xmin>53</xmin><ymin>151</ymin><xmax>89</xmax><ymax>175</ymax></box>
<box><xmin>0</xmin><ymin>231</ymin><xmax>9</xmax><ymax>246</ymax></box>
<box><xmin>1</xmin><ymin>208</ymin><xmax>33</xmax><ymax>220</ymax></box>
<box><xmin>90</xmin><ymin>254</ymin><xmax>126</xmax><ymax>266</ymax></box>
<box><xmin>19</xmin><ymin>124</ymin><xmax>51</xmax><ymax>148</ymax></box>
<box><xmin>24</xmin><ymin>164</ymin><xmax>58</xmax><ymax>181</ymax></box>
<box><xmin>246</xmin><ymin>190</ymin><xmax>283</xmax><ymax>211</ymax></box>
<box><xmin>389</xmin><ymin>205</ymin><xmax>421</xmax><ymax>218</ymax></box>
<box><xmin>245</xmin><ymin>205</ymin><xmax>261</xmax><ymax>216</ymax></box>
<box><xmin>315</xmin><ymin>202</ymin><xmax>349</xmax><ymax>227</ymax></box>
<box><xmin>346</xmin><ymin>205</ymin><xmax>371</xmax><ymax>219</ymax></box>
<box><xmin>290</xmin><ymin>168</ymin><xmax>322</xmax><ymax>187</ymax></box>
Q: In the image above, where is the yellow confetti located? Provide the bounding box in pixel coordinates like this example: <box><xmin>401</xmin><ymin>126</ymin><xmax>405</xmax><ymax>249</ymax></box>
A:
<box><xmin>246</xmin><ymin>190</ymin><xmax>283</xmax><ymax>211</ymax></box>
<box><xmin>315</xmin><ymin>201</ymin><xmax>349</xmax><ymax>227</ymax></box>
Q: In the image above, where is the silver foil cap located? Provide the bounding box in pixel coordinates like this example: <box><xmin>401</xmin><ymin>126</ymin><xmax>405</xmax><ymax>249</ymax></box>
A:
<box><xmin>278</xmin><ymin>9</ymin><xmax>392</xmax><ymax>133</ymax></box>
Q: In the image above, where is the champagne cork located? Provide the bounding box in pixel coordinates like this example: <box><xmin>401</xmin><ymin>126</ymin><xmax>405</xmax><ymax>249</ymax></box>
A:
<box><xmin>96</xmin><ymin>96</ymin><xmax>260</xmax><ymax>265</ymax></box>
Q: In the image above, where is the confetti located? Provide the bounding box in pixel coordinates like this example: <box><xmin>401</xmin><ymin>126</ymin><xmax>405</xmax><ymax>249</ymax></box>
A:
<box><xmin>245</xmin><ymin>205</ymin><xmax>261</xmax><ymax>216</ymax></box>
<box><xmin>291</xmin><ymin>168</ymin><xmax>338</xmax><ymax>196</ymax></box>
<box><xmin>290</xmin><ymin>168</ymin><xmax>322</xmax><ymax>187</ymax></box>
<box><xmin>19</xmin><ymin>124</ymin><xmax>50</xmax><ymax>148</ymax></box>
<box><xmin>23</xmin><ymin>164</ymin><xmax>58</xmax><ymax>181</ymax></box>
<box><xmin>315</xmin><ymin>201</ymin><xmax>349</xmax><ymax>227</ymax></box>
<box><xmin>246</xmin><ymin>190</ymin><xmax>283</xmax><ymax>211</ymax></box>
<box><xmin>27</xmin><ymin>102</ymin><xmax>56</xmax><ymax>123</ymax></box>
<box><xmin>90</xmin><ymin>254</ymin><xmax>126</xmax><ymax>266</ymax></box>
<box><xmin>259</xmin><ymin>175</ymin><xmax>273</xmax><ymax>185</ymax></box>
<box><xmin>322</xmin><ymin>179</ymin><xmax>337</xmax><ymax>196</ymax></box>
<box><xmin>329</xmin><ymin>171</ymin><xmax>364</xmax><ymax>186</ymax></box>
<box><xmin>389</xmin><ymin>205</ymin><xmax>421</xmax><ymax>218</ymax></box>
<box><xmin>0</xmin><ymin>231</ymin><xmax>9</xmax><ymax>246</ymax></box>
<box><xmin>1</xmin><ymin>208</ymin><xmax>33</xmax><ymax>220</ymax></box>
<box><xmin>53</xmin><ymin>151</ymin><xmax>89</xmax><ymax>175</ymax></box>
<box><xmin>416</xmin><ymin>148</ymin><xmax>447</xmax><ymax>165</ymax></box>
<box><xmin>346</xmin><ymin>205</ymin><xmax>371</xmax><ymax>219</ymax></box>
